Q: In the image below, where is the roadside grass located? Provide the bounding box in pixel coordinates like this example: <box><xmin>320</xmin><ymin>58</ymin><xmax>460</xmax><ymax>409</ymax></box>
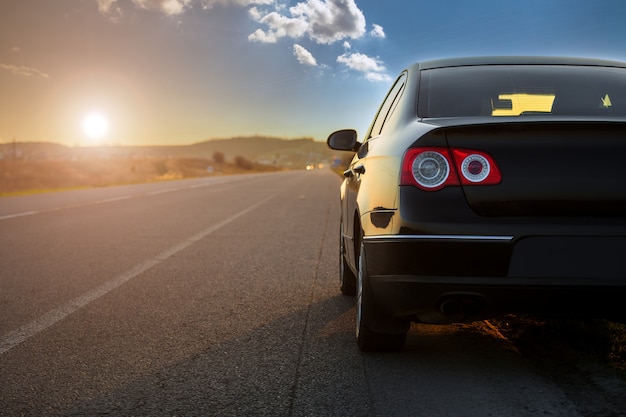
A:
<box><xmin>0</xmin><ymin>157</ymin><xmax>281</xmax><ymax>197</ymax></box>
<box><xmin>0</xmin><ymin>186</ymin><xmax>93</xmax><ymax>198</ymax></box>
<box><xmin>493</xmin><ymin>316</ymin><xmax>626</xmax><ymax>377</ymax></box>
<box><xmin>548</xmin><ymin>319</ymin><xmax>626</xmax><ymax>374</ymax></box>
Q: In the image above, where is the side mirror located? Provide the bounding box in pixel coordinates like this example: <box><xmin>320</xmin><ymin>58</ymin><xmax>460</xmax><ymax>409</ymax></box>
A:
<box><xmin>326</xmin><ymin>129</ymin><xmax>360</xmax><ymax>152</ymax></box>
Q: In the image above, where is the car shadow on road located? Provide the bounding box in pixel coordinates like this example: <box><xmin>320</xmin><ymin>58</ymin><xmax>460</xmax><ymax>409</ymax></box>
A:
<box><xmin>65</xmin><ymin>294</ymin><xmax>365</xmax><ymax>416</ymax></box>
<box><xmin>61</xmin><ymin>290</ymin><xmax>588</xmax><ymax>417</ymax></box>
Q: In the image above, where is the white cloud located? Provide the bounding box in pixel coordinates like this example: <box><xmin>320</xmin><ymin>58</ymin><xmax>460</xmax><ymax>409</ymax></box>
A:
<box><xmin>293</xmin><ymin>44</ymin><xmax>317</xmax><ymax>66</ymax></box>
<box><xmin>291</xmin><ymin>0</ymin><xmax>366</xmax><ymax>44</ymax></box>
<box><xmin>342</xmin><ymin>41</ymin><xmax>351</xmax><ymax>50</ymax></box>
<box><xmin>248</xmin><ymin>28</ymin><xmax>279</xmax><ymax>43</ymax></box>
<box><xmin>162</xmin><ymin>0</ymin><xmax>189</xmax><ymax>15</ymax></box>
<box><xmin>249</xmin><ymin>0</ymin><xmax>366</xmax><ymax>45</ymax></box>
<box><xmin>130</xmin><ymin>0</ymin><xmax>193</xmax><ymax>15</ymax></box>
<box><xmin>208</xmin><ymin>0</ymin><xmax>274</xmax><ymax>6</ymax></box>
<box><xmin>96</xmin><ymin>0</ymin><xmax>123</xmax><ymax>20</ymax></box>
<box><xmin>96</xmin><ymin>0</ymin><xmax>117</xmax><ymax>14</ymax></box>
<box><xmin>0</xmin><ymin>64</ymin><xmax>49</xmax><ymax>79</ymax></box>
<box><xmin>370</xmin><ymin>23</ymin><xmax>385</xmax><ymax>39</ymax></box>
<box><xmin>248</xmin><ymin>6</ymin><xmax>263</xmax><ymax>20</ymax></box>
<box><xmin>337</xmin><ymin>52</ymin><xmax>384</xmax><ymax>72</ymax></box>
<box><xmin>336</xmin><ymin>52</ymin><xmax>389</xmax><ymax>82</ymax></box>
<box><xmin>365</xmin><ymin>72</ymin><xmax>391</xmax><ymax>82</ymax></box>
<box><xmin>248</xmin><ymin>11</ymin><xmax>308</xmax><ymax>42</ymax></box>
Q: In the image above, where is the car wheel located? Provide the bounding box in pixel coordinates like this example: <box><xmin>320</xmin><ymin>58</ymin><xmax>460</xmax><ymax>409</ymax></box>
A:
<box><xmin>356</xmin><ymin>239</ymin><xmax>408</xmax><ymax>352</ymax></box>
<box><xmin>339</xmin><ymin>220</ymin><xmax>357</xmax><ymax>295</ymax></box>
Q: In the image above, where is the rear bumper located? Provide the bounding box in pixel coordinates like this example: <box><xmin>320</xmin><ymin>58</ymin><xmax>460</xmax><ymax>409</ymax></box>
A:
<box><xmin>363</xmin><ymin>235</ymin><xmax>626</xmax><ymax>323</ymax></box>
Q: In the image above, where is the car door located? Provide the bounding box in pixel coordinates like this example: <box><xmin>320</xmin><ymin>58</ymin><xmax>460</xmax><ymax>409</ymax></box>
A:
<box><xmin>344</xmin><ymin>73</ymin><xmax>407</xmax><ymax>267</ymax></box>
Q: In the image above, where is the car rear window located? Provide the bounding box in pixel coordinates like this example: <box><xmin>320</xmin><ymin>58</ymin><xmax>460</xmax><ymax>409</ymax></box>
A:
<box><xmin>417</xmin><ymin>65</ymin><xmax>626</xmax><ymax>118</ymax></box>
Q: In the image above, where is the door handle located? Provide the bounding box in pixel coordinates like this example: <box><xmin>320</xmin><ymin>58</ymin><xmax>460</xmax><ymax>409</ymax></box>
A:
<box><xmin>343</xmin><ymin>164</ymin><xmax>365</xmax><ymax>178</ymax></box>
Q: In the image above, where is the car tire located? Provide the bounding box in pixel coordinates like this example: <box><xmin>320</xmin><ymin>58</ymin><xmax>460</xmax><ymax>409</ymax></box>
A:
<box><xmin>356</xmin><ymin>239</ymin><xmax>408</xmax><ymax>352</ymax></box>
<box><xmin>339</xmin><ymin>220</ymin><xmax>357</xmax><ymax>296</ymax></box>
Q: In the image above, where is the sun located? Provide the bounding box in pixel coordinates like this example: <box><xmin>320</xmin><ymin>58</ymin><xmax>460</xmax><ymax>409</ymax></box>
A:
<box><xmin>82</xmin><ymin>112</ymin><xmax>109</xmax><ymax>143</ymax></box>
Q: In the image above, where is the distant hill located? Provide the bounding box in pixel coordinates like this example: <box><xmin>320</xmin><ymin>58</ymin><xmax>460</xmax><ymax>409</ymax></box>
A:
<box><xmin>0</xmin><ymin>136</ymin><xmax>338</xmax><ymax>168</ymax></box>
<box><xmin>0</xmin><ymin>142</ymin><xmax>70</xmax><ymax>160</ymax></box>
<box><xmin>0</xmin><ymin>137</ymin><xmax>348</xmax><ymax>194</ymax></box>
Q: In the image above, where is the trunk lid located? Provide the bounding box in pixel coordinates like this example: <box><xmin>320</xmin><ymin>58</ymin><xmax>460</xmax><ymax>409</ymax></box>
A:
<box><xmin>443</xmin><ymin>121</ymin><xmax>626</xmax><ymax>217</ymax></box>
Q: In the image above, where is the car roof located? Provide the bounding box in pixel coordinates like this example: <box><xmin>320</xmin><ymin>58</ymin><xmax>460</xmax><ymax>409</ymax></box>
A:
<box><xmin>411</xmin><ymin>56</ymin><xmax>626</xmax><ymax>71</ymax></box>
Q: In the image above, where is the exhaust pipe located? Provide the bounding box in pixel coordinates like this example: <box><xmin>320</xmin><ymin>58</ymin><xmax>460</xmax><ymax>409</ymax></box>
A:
<box><xmin>440</xmin><ymin>299</ymin><xmax>463</xmax><ymax>316</ymax></box>
<box><xmin>417</xmin><ymin>295</ymin><xmax>486</xmax><ymax>324</ymax></box>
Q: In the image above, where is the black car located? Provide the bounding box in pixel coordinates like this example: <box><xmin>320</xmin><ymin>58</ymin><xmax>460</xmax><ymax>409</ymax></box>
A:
<box><xmin>327</xmin><ymin>56</ymin><xmax>626</xmax><ymax>351</ymax></box>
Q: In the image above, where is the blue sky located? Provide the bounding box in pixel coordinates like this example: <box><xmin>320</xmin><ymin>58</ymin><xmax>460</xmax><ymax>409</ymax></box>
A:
<box><xmin>1</xmin><ymin>0</ymin><xmax>625</xmax><ymax>146</ymax></box>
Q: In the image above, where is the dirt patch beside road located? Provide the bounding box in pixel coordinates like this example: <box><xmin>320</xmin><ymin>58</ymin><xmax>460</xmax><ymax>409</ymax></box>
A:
<box><xmin>0</xmin><ymin>158</ymin><xmax>278</xmax><ymax>195</ymax></box>
<box><xmin>491</xmin><ymin>316</ymin><xmax>626</xmax><ymax>416</ymax></box>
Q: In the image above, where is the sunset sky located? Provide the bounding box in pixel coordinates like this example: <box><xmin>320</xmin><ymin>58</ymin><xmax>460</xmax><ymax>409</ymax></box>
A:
<box><xmin>1</xmin><ymin>0</ymin><xmax>626</xmax><ymax>146</ymax></box>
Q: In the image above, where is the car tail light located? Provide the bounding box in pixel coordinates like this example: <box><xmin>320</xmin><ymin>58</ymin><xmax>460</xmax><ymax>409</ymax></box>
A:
<box><xmin>401</xmin><ymin>148</ymin><xmax>459</xmax><ymax>191</ymax></box>
<box><xmin>401</xmin><ymin>147</ymin><xmax>501</xmax><ymax>191</ymax></box>
<box><xmin>451</xmin><ymin>149</ymin><xmax>502</xmax><ymax>185</ymax></box>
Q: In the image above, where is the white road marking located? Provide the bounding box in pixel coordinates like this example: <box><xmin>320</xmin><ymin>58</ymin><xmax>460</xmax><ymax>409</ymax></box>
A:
<box><xmin>147</xmin><ymin>188</ymin><xmax>180</xmax><ymax>195</ymax></box>
<box><xmin>0</xmin><ymin>197</ymin><xmax>132</xmax><ymax>220</ymax></box>
<box><xmin>96</xmin><ymin>195</ymin><xmax>132</xmax><ymax>203</ymax></box>
<box><xmin>0</xmin><ymin>211</ymin><xmax>38</xmax><ymax>220</ymax></box>
<box><xmin>1</xmin><ymin>173</ymin><xmax>275</xmax><ymax>220</ymax></box>
<box><xmin>0</xmin><ymin>178</ymin><xmax>238</xmax><ymax>221</ymax></box>
<box><xmin>0</xmin><ymin>193</ymin><xmax>276</xmax><ymax>355</ymax></box>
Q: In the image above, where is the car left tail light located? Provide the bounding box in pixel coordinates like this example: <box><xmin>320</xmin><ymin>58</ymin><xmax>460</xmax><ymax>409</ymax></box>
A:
<box><xmin>401</xmin><ymin>148</ymin><xmax>459</xmax><ymax>191</ymax></box>
<box><xmin>401</xmin><ymin>147</ymin><xmax>501</xmax><ymax>191</ymax></box>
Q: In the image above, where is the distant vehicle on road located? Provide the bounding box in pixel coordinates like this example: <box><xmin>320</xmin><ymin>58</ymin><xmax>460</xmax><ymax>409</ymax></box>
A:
<box><xmin>328</xmin><ymin>56</ymin><xmax>626</xmax><ymax>351</ymax></box>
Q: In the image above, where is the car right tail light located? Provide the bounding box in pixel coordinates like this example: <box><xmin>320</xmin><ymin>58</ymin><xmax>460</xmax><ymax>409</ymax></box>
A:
<box><xmin>451</xmin><ymin>148</ymin><xmax>502</xmax><ymax>186</ymax></box>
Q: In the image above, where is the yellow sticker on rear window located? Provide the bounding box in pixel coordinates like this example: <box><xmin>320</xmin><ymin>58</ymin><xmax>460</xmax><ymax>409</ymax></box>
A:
<box><xmin>492</xmin><ymin>93</ymin><xmax>556</xmax><ymax>116</ymax></box>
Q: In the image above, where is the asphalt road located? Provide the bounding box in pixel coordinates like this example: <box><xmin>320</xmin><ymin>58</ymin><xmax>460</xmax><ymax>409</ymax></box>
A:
<box><xmin>1</xmin><ymin>170</ymin><xmax>624</xmax><ymax>416</ymax></box>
